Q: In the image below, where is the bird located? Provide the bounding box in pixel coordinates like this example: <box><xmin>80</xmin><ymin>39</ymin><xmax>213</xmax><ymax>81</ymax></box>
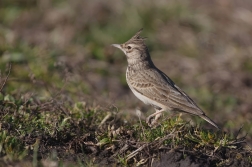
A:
<box><xmin>111</xmin><ymin>28</ymin><xmax>220</xmax><ymax>129</ymax></box>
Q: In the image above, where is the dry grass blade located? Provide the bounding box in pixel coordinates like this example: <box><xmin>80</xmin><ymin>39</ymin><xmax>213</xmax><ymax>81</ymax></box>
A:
<box><xmin>0</xmin><ymin>63</ymin><xmax>11</xmax><ymax>92</ymax></box>
<box><xmin>110</xmin><ymin>144</ymin><xmax>129</xmax><ymax>158</ymax></box>
<box><xmin>126</xmin><ymin>144</ymin><xmax>148</xmax><ymax>161</ymax></box>
<box><xmin>99</xmin><ymin>112</ymin><xmax>112</xmax><ymax>128</ymax></box>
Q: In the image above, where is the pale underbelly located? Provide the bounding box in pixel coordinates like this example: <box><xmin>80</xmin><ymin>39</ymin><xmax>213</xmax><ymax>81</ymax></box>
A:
<box><xmin>129</xmin><ymin>85</ymin><xmax>165</xmax><ymax>110</ymax></box>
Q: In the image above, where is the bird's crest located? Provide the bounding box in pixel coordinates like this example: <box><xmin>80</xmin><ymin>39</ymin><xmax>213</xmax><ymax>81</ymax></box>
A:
<box><xmin>126</xmin><ymin>28</ymin><xmax>147</xmax><ymax>45</ymax></box>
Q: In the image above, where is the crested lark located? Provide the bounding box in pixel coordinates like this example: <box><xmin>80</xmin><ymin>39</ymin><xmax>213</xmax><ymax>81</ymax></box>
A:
<box><xmin>112</xmin><ymin>29</ymin><xmax>219</xmax><ymax>129</ymax></box>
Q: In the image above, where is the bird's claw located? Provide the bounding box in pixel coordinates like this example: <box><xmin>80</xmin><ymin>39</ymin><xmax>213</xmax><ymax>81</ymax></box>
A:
<box><xmin>146</xmin><ymin>116</ymin><xmax>158</xmax><ymax>128</ymax></box>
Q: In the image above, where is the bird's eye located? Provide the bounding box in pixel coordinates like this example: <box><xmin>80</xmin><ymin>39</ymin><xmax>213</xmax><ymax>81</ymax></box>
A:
<box><xmin>127</xmin><ymin>46</ymin><xmax>132</xmax><ymax>50</ymax></box>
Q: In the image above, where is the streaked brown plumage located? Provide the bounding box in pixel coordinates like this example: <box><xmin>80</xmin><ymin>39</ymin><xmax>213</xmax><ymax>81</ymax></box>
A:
<box><xmin>112</xmin><ymin>29</ymin><xmax>219</xmax><ymax>129</ymax></box>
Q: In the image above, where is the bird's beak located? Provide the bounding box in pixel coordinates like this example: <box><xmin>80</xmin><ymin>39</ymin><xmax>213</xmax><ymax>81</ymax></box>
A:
<box><xmin>111</xmin><ymin>44</ymin><xmax>122</xmax><ymax>49</ymax></box>
<box><xmin>111</xmin><ymin>44</ymin><xmax>126</xmax><ymax>55</ymax></box>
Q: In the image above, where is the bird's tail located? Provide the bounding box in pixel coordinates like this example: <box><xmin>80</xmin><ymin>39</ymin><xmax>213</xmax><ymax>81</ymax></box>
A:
<box><xmin>200</xmin><ymin>114</ymin><xmax>220</xmax><ymax>130</ymax></box>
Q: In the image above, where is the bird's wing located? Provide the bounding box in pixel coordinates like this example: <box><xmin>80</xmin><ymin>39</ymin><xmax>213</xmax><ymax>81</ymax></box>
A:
<box><xmin>128</xmin><ymin>68</ymin><xmax>204</xmax><ymax>116</ymax></box>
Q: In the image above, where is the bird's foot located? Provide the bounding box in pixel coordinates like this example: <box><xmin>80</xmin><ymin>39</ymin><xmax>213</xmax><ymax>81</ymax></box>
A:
<box><xmin>146</xmin><ymin>116</ymin><xmax>159</xmax><ymax>128</ymax></box>
<box><xmin>146</xmin><ymin>115</ymin><xmax>151</xmax><ymax>126</ymax></box>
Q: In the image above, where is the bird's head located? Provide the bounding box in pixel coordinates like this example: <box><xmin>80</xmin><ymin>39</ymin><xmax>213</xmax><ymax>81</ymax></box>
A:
<box><xmin>112</xmin><ymin>28</ymin><xmax>149</xmax><ymax>60</ymax></box>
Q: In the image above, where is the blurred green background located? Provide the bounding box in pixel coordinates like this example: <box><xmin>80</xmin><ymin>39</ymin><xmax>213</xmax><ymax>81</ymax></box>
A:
<box><xmin>1</xmin><ymin>0</ymin><xmax>252</xmax><ymax>142</ymax></box>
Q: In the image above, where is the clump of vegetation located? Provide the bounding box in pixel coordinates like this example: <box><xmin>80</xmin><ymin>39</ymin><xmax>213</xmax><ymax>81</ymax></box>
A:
<box><xmin>0</xmin><ymin>73</ymin><xmax>251</xmax><ymax>166</ymax></box>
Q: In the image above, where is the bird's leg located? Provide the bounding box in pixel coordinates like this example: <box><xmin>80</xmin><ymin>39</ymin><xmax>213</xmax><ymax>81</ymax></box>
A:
<box><xmin>154</xmin><ymin>110</ymin><xmax>163</xmax><ymax>122</ymax></box>
<box><xmin>146</xmin><ymin>107</ymin><xmax>164</xmax><ymax>127</ymax></box>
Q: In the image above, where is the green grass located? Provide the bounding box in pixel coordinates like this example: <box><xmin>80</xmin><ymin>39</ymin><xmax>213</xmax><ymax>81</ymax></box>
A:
<box><xmin>0</xmin><ymin>91</ymin><xmax>250</xmax><ymax>166</ymax></box>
